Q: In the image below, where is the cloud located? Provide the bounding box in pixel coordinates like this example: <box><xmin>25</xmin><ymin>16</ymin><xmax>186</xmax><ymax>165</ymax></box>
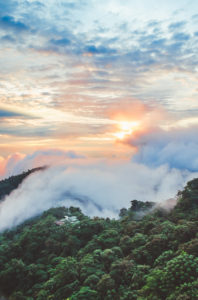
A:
<box><xmin>169</xmin><ymin>21</ymin><xmax>186</xmax><ymax>31</ymax></box>
<box><xmin>0</xmin><ymin>0</ymin><xmax>197</xmax><ymax>126</ymax></box>
<box><xmin>60</xmin><ymin>1</ymin><xmax>88</xmax><ymax>10</ymax></box>
<box><xmin>0</xmin><ymin>34</ymin><xmax>15</xmax><ymax>43</ymax></box>
<box><xmin>192</xmin><ymin>14</ymin><xmax>198</xmax><ymax>20</ymax></box>
<box><xmin>50</xmin><ymin>38</ymin><xmax>71</xmax><ymax>47</ymax></box>
<box><xmin>0</xmin><ymin>108</ymin><xmax>25</xmax><ymax>118</ymax></box>
<box><xmin>172</xmin><ymin>32</ymin><xmax>190</xmax><ymax>41</ymax></box>
<box><xmin>0</xmin><ymin>107</ymin><xmax>54</xmax><ymax>138</ymax></box>
<box><xmin>0</xmin><ymin>149</ymin><xmax>85</xmax><ymax>179</ymax></box>
<box><xmin>0</xmin><ymin>0</ymin><xmax>17</xmax><ymax>17</ymax></box>
<box><xmin>84</xmin><ymin>45</ymin><xmax>117</xmax><ymax>55</ymax></box>
<box><xmin>127</xmin><ymin>125</ymin><xmax>198</xmax><ymax>172</ymax></box>
<box><xmin>0</xmin><ymin>124</ymin><xmax>54</xmax><ymax>137</ymax></box>
<box><xmin>0</xmin><ymin>150</ymin><xmax>197</xmax><ymax>232</ymax></box>
<box><xmin>149</xmin><ymin>38</ymin><xmax>166</xmax><ymax>48</ymax></box>
<box><xmin>106</xmin><ymin>99</ymin><xmax>166</xmax><ymax>128</ymax></box>
<box><xmin>0</xmin><ymin>153</ymin><xmax>25</xmax><ymax>178</ymax></box>
<box><xmin>0</xmin><ymin>15</ymin><xmax>29</xmax><ymax>32</ymax></box>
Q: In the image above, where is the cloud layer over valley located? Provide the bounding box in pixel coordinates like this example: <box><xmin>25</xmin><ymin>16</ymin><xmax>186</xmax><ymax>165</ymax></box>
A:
<box><xmin>0</xmin><ymin>148</ymin><xmax>198</xmax><ymax>232</ymax></box>
<box><xmin>1</xmin><ymin>0</ymin><xmax>198</xmax><ymax>232</ymax></box>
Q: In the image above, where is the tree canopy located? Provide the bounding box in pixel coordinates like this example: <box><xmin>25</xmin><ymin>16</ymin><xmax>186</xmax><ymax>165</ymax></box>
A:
<box><xmin>1</xmin><ymin>175</ymin><xmax>198</xmax><ymax>299</ymax></box>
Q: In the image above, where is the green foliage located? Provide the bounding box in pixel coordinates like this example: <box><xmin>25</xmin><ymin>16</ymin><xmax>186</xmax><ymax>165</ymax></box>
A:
<box><xmin>141</xmin><ymin>253</ymin><xmax>198</xmax><ymax>299</ymax></box>
<box><xmin>96</xmin><ymin>274</ymin><xmax>115</xmax><ymax>298</ymax></box>
<box><xmin>0</xmin><ymin>167</ymin><xmax>45</xmax><ymax>201</ymax></box>
<box><xmin>70</xmin><ymin>286</ymin><xmax>98</xmax><ymax>299</ymax></box>
<box><xmin>97</xmin><ymin>229</ymin><xmax>120</xmax><ymax>249</ymax></box>
<box><xmin>1</xmin><ymin>174</ymin><xmax>198</xmax><ymax>299</ymax></box>
<box><xmin>154</xmin><ymin>250</ymin><xmax>174</xmax><ymax>267</ymax></box>
<box><xmin>110</xmin><ymin>259</ymin><xmax>134</xmax><ymax>286</ymax></box>
<box><xmin>130</xmin><ymin>199</ymin><xmax>155</xmax><ymax>212</ymax></box>
<box><xmin>84</xmin><ymin>274</ymin><xmax>100</xmax><ymax>289</ymax></box>
<box><xmin>179</xmin><ymin>238</ymin><xmax>198</xmax><ymax>255</ymax></box>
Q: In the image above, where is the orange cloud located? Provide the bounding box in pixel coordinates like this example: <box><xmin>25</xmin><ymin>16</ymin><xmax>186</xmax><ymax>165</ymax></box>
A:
<box><xmin>0</xmin><ymin>153</ymin><xmax>25</xmax><ymax>178</ymax></box>
<box><xmin>109</xmin><ymin>99</ymin><xmax>147</xmax><ymax>123</ymax></box>
<box><xmin>108</xmin><ymin>98</ymin><xmax>166</xmax><ymax>128</ymax></box>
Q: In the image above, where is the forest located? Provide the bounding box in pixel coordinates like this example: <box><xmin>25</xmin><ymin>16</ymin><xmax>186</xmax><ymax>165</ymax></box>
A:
<box><xmin>0</xmin><ymin>174</ymin><xmax>198</xmax><ymax>299</ymax></box>
<box><xmin>0</xmin><ymin>167</ymin><xmax>46</xmax><ymax>201</ymax></box>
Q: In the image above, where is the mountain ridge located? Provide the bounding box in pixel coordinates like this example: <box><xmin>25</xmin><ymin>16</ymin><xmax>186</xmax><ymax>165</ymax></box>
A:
<box><xmin>0</xmin><ymin>173</ymin><xmax>198</xmax><ymax>299</ymax></box>
<box><xmin>0</xmin><ymin>167</ymin><xmax>46</xmax><ymax>201</ymax></box>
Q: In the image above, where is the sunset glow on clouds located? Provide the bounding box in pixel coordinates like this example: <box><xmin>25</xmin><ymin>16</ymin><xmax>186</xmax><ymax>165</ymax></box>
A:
<box><xmin>1</xmin><ymin>1</ymin><xmax>198</xmax><ymax>227</ymax></box>
<box><xmin>0</xmin><ymin>0</ymin><xmax>198</xmax><ymax>161</ymax></box>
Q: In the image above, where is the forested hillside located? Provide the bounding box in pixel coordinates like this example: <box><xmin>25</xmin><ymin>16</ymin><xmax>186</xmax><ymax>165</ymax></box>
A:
<box><xmin>0</xmin><ymin>167</ymin><xmax>46</xmax><ymax>201</ymax></box>
<box><xmin>0</xmin><ymin>177</ymin><xmax>198</xmax><ymax>299</ymax></box>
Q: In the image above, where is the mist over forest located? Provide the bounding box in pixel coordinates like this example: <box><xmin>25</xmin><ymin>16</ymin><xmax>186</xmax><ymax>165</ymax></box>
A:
<box><xmin>1</xmin><ymin>0</ymin><xmax>198</xmax><ymax>299</ymax></box>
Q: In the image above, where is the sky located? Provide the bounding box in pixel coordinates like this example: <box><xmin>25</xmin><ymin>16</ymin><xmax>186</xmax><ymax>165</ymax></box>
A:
<box><xmin>1</xmin><ymin>0</ymin><xmax>198</xmax><ymax>229</ymax></box>
<box><xmin>0</xmin><ymin>0</ymin><xmax>198</xmax><ymax>159</ymax></box>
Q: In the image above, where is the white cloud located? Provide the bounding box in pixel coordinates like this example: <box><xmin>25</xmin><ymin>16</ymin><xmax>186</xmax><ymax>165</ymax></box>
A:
<box><xmin>128</xmin><ymin>125</ymin><xmax>198</xmax><ymax>171</ymax></box>
<box><xmin>0</xmin><ymin>149</ymin><xmax>197</xmax><ymax>231</ymax></box>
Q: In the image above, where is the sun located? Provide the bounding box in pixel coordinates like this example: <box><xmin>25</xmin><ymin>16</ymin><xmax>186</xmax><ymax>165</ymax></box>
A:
<box><xmin>114</xmin><ymin>121</ymin><xmax>139</xmax><ymax>140</ymax></box>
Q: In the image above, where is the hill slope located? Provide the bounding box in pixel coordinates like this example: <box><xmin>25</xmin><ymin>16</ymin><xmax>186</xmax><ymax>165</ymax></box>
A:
<box><xmin>0</xmin><ymin>167</ymin><xmax>46</xmax><ymax>201</ymax></box>
<box><xmin>0</xmin><ymin>176</ymin><xmax>198</xmax><ymax>299</ymax></box>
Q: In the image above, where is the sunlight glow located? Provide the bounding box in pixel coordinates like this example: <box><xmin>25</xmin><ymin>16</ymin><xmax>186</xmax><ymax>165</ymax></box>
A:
<box><xmin>114</xmin><ymin>121</ymin><xmax>139</xmax><ymax>140</ymax></box>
